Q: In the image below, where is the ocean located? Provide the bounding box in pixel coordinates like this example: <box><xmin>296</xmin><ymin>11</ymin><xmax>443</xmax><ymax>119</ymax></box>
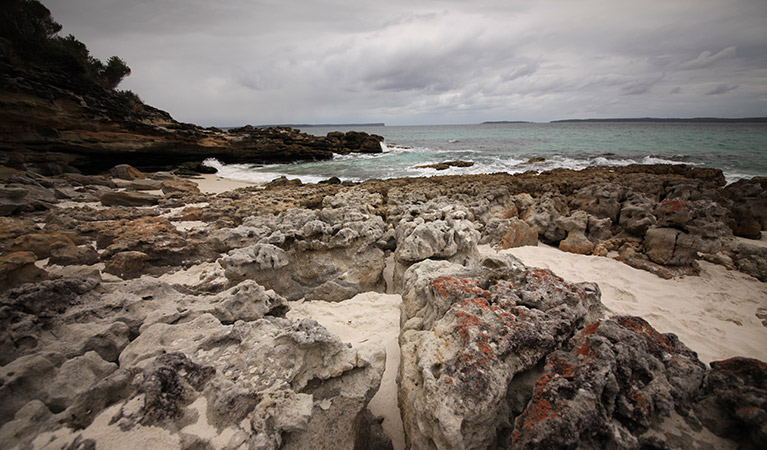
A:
<box><xmin>204</xmin><ymin>122</ymin><xmax>767</xmax><ymax>185</ymax></box>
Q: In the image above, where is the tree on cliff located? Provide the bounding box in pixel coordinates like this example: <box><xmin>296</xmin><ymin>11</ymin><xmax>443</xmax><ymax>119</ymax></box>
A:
<box><xmin>0</xmin><ymin>0</ymin><xmax>131</xmax><ymax>90</ymax></box>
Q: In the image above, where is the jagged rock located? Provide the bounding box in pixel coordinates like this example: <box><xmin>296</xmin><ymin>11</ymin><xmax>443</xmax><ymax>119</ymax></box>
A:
<box><xmin>100</xmin><ymin>190</ymin><xmax>160</xmax><ymax>206</ymax></box>
<box><xmin>510</xmin><ymin>316</ymin><xmax>709</xmax><ymax>449</ymax></box>
<box><xmin>0</xmin><ymin>251</ymin><xmax>47</xmax><ymax>292</ymax></box>
<box><xmin>100</xmin><ymin>216</ymin><xmax>218</xmax><ymax>268</ymax></box>
<box><xmin>522</xmin><ymin>192</ymin><xmax>569</xmax><ymax>243</ymax></box>
<box><xmin>104</xmin><ymin>251</ymin><xmax>150</xmax><ymax>279</ymax></box>
<box><xmin>204</xmin><ymin>280</ymin><xmax>289</xmax><ymax>323</ymax></box>
<box><xmin>694</xmin><ymin>357</ymin><xmax>767</xmax><ymax>448</ymax></box>
<box><xmin>398</xmin><ymin>258</ymin><xmax>601</xmax><ymax>450</ymax></box>
<box><xmin>110</xmin><ymin>164</ymin><xmax>145</xmax><ymax>180</ymax></box>
<box><xmin>557</xmin><ymin>210</ymin><xmax>595</xmax><ymax>255</ymax></box>
<box><xmin>0</xmin><ymin>276</ymin><xmax>99</xmax><ymax>318</ymax></box>
<box><xmin>619</xmin><ymin>191</ymin><xmax>657</xmax><ymax>235</ymax></box>
<box><xmin>644</xmin><ymin>226</ymin><xmax>715</xmax><ymax>266</ymax></box>
<box><xmin>722</xmin><ymin>177</ymin><xmax>767</xmax><ymax>238</ymax></box>
<box><xmin>48</xmin><ymin>244</ymin><xmax>99</xmax><ymax>266</ymax></box>
<box><xmin>571</xmin><ymin>183</ymin><xmax>623</xmax><ymax>222</ymax></box>
<box><xmin>480</xmin><ymin>217</ymin><xmax>538</xmax><ymax>249</ymax></box>
<box><xmin>217</xmin><ymin>190</ymin><xmax>387</xmax><ymax>301</ymax></box>
<box><xmin>726</xmin><ymin>241</ymin><xmax>767</xmax><ymax>282</ymax></box>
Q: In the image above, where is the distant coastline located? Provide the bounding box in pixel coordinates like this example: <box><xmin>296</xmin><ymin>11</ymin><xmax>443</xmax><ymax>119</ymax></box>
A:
<box><xmin>481</xmin><ymin>121</ymin><xmax>533</xmax><ymax>124</ymax></box>
<box><xmin>549</xmin><ymin>117</ymin><xmax>767</xmax><ymax>124</ymax></box>
<box><xmin>258</xmin><ymin>122</ymin><xmax>385</xmax><ymax>128</ymax></box>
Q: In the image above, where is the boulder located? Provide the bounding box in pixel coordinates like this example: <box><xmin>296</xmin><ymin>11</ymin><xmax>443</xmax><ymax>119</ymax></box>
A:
<box><xmin>522</xmin><ymin>193</ymin><xmax>568</xmax><ymax>243</ymax></box>
<box><xmin>618</xmin><ymin>192</ymin><xmax>657</xmax><ymax>235</ymax></box>
<box><xmin>160</xmin><ymin>179</ymin><xmax>200</xmax><ymax>195</ymax></box>
<box><xmin>48</xmin><ymin>245</ymin><xmax>99</xmax><ymax>266</ymax></box>
<box><xmin>0</xmin><ymin>252</ymin><xmax>47</xmax><ymax>292</ymax></box>
<box><xmin>103</xmin><ymin>251</ymin><xmax>150</xmax><ymax>279</ymax></box>
<box><xmin>480</xmin><ymin>218</ymin><xmax>538</xmax><ymax>249</ymax></box>
<box><xmin>398</xmin><ymin>258</ymin><xmax>601</xmax><ymax>450</ymax></box>
<box><xmin>570</xmin><ymin>183</ymin><xmax>623</xmax><ymax>222</ymax></box>
<box><xmin>557</xmin><ymin>211</ymin><xmax>594</xmax><ymax>255</ymax></box>
<box><xmin>510</xmin><ymin>316</ymin><xmax>709</xmax><ymax>449</ymax></box>
<box><xmin>100</xmin><ymin>190</ymin><xmax>160</xmax><ymax>206</ymax></box>
<box><xmin>721</xmin><ymin>177</ymin><xmax>767</xmax><ymax>238</ymax></box>
<box><xmin>5</xmin><ymin>231</ymin><xmax>78</xmax><ymax>259</ymax></box>
<box><xmin>110</xmin><ymin>164</ymin><xmax>145</xmax><ymax>180</ymax></box>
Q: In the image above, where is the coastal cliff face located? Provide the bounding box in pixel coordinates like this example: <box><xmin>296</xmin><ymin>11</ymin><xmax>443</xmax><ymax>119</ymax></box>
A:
<box><xmin>0</xmin><ymin>56</ymin><xmax>383</xmax><ymax>174</ymax></box>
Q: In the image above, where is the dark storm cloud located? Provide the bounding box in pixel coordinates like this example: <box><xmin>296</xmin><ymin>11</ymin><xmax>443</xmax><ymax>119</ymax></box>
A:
<box><xmin>44</xmin><ymin>0</ymin><xmax>767</xmax><ymax>125</ymax></box>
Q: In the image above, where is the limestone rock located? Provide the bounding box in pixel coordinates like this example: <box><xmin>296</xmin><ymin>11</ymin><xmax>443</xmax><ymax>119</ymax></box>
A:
<box><xmin>522</xmin><ymin>193</ymin><xmax>568</xmax><ymax>243</ymax></box>
<box><xmin>6</xmin><ymin>230</ymin><xmax>78</xmax><ymax>259</ymax></box>
<box><xmin>0</xmin><ymin>251</ymin><xmax>47</xmax><ymax>292</ymax></box>
<box><xmin>480</xmin><ymin>217</ymin><xmax>538</xmax><ymax>249</ymax></box>
<box><xmin>619</xmin><ymin>191</ymin><xmax>657</xmax><ymax>235</ymax></box>
<box><xmin>104</xmin><ymin>251</ymin><xmax>150</xmax><ymax>279</ymax></box>
<box><xmin>721</xmin><ymin>177</ymin><xmax>767</xmax><ymax>238</ymax></box>
<box><xmin>557</xmin><ymin>211</ymin><xmax>595</xmax><ymax>255</ymax></box>
<box><xmin>571</xmin><ymin>182</ymin><xmax>623</xmax><ymax>222</ymax></box>
<box><xmin>510</xmin><ymin>316</ymin><xmax>708</xmax><ymax>449</ymax></box>
<box><xmin>398</xmin><ymin>258</ymin><xmax>601</xmax><ymax>450</ymax></box>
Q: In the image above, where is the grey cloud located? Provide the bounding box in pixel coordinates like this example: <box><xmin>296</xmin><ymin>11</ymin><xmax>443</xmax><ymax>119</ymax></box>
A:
<box><xmin>680</xmin><ymin>47</ymin><xmax>737</xmax><ymax>70</ymax></box>
<box><xmin>707</xmin><ymin>84</ymin><xmax>739</xmax><ymax>95</ymax></box>
<box><xmin>42</xmin><ymin>0</ymin><xmax>767</xmax><ymax>125</ymax></box>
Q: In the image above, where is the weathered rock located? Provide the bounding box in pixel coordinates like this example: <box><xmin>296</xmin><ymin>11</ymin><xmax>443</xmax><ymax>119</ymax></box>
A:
<box><xmin>726</xmin><ymin>241</ymin><xmax>767</xmax><ymax>282</ymax></box>
<box><xmin>619</xmin><ymin>191</ymin><xmax>657</xmax><ymax>235</ymax></box>
<box><xmin>694</xmin><ymin>357</ymin><xmax>767</xmax><ymax>448</ymax></box>
<box><xmin>45</xmin><ymin>351</ymin><xmax>118</xmax><ymax>414</ymax></box>
<box><xmin>161</xmin><ymin>178</ymin><xmax>200</xmax><ymax>195</ymax></box>
<box><xmin>48</xmin><ymin>244</ymin><xmax>99</xmax><ymax>266</ymax></box>
<box><xmin>522</xmin><ymin>192</ymin><xmax>569</xmax><ymax>243</ymax></box>
<box><xmin>398</xmin><ymin>258</ymin><xmax>601</xmax><ymax>450</ymax></box>
<box><xmin>0</xmin><ymin>251</ymin><xmax>47</xmax><ymax>292</ymax></box>
<box><xmin>103</xmin><ymin>251</ymin><xmax>150</xmax><ymax>279</ymax></box>
<box><xmin>571</xmin><ymin>183</ymin><xmax>623</xmax><ymax>222</ymax></box>
<box><xmin>100</xmin><ymin>190</ymin><xmax>161</xmax><ymax>206</ymax></box>
<box><xmin>0</xmin><ymin>186</ymin><xmax>27</xmax><ymax>215</ymax></box>
<box><xmin>510</xmin><ymin>316</ymin><xmax>709</xmax><ymax>449</ymax></box>
<box><xmin>722</xmin><ymin>177</ymin><xmax>767</xmax><ymax>238</ymax></box>
<box><xmin>5</xmin><ymin>230</ymin><xmax>78</xmax><ymax>259</ymax></box>
<box><xmin>480</xmin><ymin>217</ymin><xmax>538</xmax><ymax>249</ymax></box>
<box><xmin>110</xmin><ymin>164</ymin><xmax>145</xmax><ymax>180</ymax></box>
<box><xmin>414</xmin><ymin>160</ymin><xmax>475</xmax><ymax>171</ymax></box>
<box><xmin>557</xmin><ymin>210</ymin><xmax>595</xmax><ymax>255</ymax></box>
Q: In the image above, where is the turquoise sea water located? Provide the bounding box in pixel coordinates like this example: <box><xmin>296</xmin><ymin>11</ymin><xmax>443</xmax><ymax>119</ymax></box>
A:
<box><xmin>205</xmin><ymin>122</ymin><xmax>767</xmax><ymax>184</ymax></box>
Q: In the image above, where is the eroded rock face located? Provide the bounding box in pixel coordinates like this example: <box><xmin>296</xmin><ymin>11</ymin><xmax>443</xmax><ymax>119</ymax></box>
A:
<box><xmin>0</xmin><ymin>273</ymin><xmax>389</xmax><ymax>449</ymax></box>
<box><xmin>218</xmin><ymin>189</ymin><xmax>388</xmax><ymax>301</ymax></box>
<box><xmin>510</xmin><ymin>316</ymin><xmax>708</xmax><ymax>449</ymax></box>
<box><xmin>397</xmin><ymin>257</ymin><xmax>602</xmax><ymax>450</ymax></box>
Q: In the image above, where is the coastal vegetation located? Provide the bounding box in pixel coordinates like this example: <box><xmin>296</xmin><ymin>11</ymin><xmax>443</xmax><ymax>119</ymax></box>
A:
<box><xmin>0</xmin><ymin>0</ymin><xmax>131</xmax><ymax>90</ymax></box>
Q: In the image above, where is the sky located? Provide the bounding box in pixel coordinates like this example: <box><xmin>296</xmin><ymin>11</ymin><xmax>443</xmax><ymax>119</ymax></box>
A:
<box><xmin>45</xmin><ymin>0</ymin><xmax>767</xmax><ymax>127</ymax></box>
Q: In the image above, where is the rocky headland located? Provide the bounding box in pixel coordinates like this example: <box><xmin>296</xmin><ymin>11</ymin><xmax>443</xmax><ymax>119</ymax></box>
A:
<box><xmin>1</xmin><ymin>162</ymin><xmax>766</xmax><ymax>449</ymax></box>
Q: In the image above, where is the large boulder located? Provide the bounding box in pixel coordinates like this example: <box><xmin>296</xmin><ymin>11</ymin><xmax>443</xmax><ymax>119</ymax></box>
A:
<box><xmin>510</xmin><ymin>316</ymin><xmax>709</xmax><ymax>449</ymax></box>
<box><xmin>721</xmin><ymin>177</ymin><xmax>767</xmax><ymax>239</ymax></box>
<box><xmin>397</xmin><ymin>258</ymin><xmax>601</xmax><ymax>450</ymax></box>
<box><xmin>522</xmin><ymin>193</ymin><xmax>569</xmax><ymax>243</ymax></box>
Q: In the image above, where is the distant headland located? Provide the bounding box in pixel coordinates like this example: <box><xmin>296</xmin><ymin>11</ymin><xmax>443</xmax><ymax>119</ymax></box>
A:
<box><xmin>256</xmin><ymin>123</ymin><xmax>386</xmax><ymax>128</ymax></box>
<box><xmin>550</xmin><ymin>117</ymin><xmax>767</xmax><ymax>124</ymax></box>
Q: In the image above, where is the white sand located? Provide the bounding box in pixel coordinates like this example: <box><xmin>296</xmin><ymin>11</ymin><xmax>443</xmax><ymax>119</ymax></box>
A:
<box><xmin>194</xmin><ymin>174</ymin><xmax>261</xmax><ymax>194</ymax></box>
<box><xmin>287</xmin><ymin>292</ymin><xmax>405</xmax><ymax>450</ymax></box>
<box><xmin>493</xmin><ymin>244</ymin><xmax>767</xmax><ymax>365</ymax></box>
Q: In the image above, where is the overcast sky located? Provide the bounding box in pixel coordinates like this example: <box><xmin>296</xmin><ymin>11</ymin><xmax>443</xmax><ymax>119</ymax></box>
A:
<box><xmin>45</xmin><ymin>0</ymin><xmax>767</xmax><ymax>126</ymax></box>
